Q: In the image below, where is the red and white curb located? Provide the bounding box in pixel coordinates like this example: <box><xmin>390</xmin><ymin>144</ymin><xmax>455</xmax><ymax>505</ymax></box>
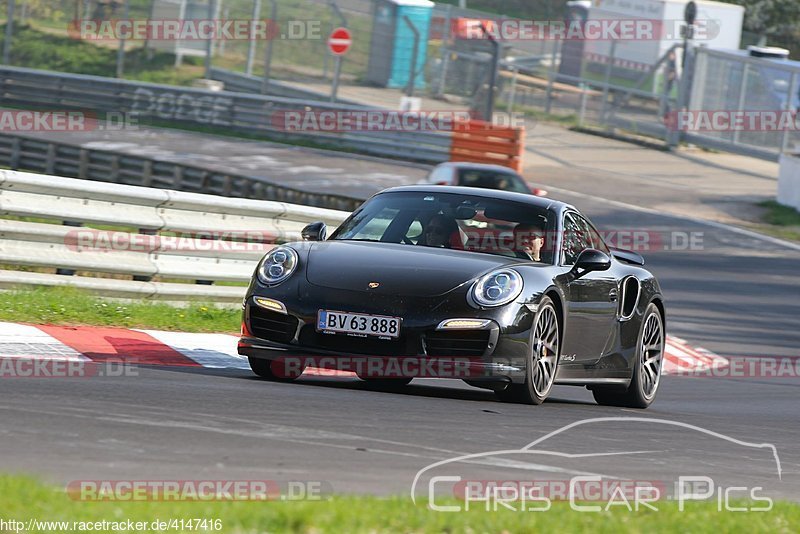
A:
<box><xmin>0</xmin><ymin>322</ymin><xmax>726</xmax><ymax>376</ymax></box>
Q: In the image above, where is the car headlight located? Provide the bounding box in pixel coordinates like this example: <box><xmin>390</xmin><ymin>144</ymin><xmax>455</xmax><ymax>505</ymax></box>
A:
<box><xmin>257</xmin><ymin>246</ymin><xmax>298</xmax><ymax>286</ymax></box>
<box><xmin>470</xmin><ymin>269</ymin><xmax>523</xmax><ymax>308</ymax></box>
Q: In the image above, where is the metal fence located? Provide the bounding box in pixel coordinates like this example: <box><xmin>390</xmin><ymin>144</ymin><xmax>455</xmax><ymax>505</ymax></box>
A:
<box><xmin>496</xmin><ymin>41</ymin><xmax>682</xmax><ymax>148</ymax></box>
<box><xmin>212</xmin><ymin>0</ymin><xmax>374</xmax><ymax>86</ymax></box>
<box><xmin>686</xmin><ymin>47</ymin><xmax>800</xmax><ymax>160</ymax></box>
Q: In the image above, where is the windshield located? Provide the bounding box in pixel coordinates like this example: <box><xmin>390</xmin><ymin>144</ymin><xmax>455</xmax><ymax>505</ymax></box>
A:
<box><xmin>330</xmin><ymin>191</ymin><xmax>554</xmax><ymax>263</ymax></box>
<box><xmin>457</xmin><ymin>169</ymin><xmax>531</xmax><ymax>194</ymax></box>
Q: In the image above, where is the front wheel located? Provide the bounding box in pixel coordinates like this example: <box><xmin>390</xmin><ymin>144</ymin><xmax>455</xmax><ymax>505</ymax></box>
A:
<box><xmin>248</xmin><ymin>357</ymin><xmax>305</xmax><ymax>382</ymax></box>
<box><xmin>495</xmin><ymin>296</ymin><xmax>560</xmax><ymax>405</ymax></box>
<box><xmin>593</xmin><ymin>303</ymin><xmax>664</xmax><ymax>408</ymax></box>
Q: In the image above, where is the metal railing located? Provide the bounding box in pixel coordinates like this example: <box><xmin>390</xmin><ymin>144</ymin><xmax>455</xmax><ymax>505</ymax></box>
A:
<box><xmin>0</xmin><ymin>170</ymin><xmax>350</xmax><ymax>302</ymax></box>
<box><xmin>208</xmin><ymin>67</ymin><xmax>363</xmax><ymax>105</ymax></box>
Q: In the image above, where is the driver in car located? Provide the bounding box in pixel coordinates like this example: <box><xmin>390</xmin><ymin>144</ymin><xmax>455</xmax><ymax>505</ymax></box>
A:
<box><xmin>513</xmin><ymin>222</ymin><xmax>545</xmax><ymax>261</ymax></box>
<box><xmin>419</xmin><ymin>214</ymin><xmax>460</xmax><ymax>248</ymax></box>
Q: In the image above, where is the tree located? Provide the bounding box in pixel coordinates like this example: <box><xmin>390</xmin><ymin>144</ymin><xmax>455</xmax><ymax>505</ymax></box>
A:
<box><xmin>723</xmin><ymin>0</ymin><xmax>800</xmax><ymax>55</ymax></box>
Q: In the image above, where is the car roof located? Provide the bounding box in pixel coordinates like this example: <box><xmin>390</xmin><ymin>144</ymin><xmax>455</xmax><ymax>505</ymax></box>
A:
<box><xmin>378</xmin><ymin>185</ymin><xmax>574</xmax><ymax>213</ymax></box>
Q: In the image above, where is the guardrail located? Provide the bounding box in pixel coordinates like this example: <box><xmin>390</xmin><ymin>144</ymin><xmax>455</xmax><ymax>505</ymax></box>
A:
<box><xmin>0</xmin><ymin>132</ymin><xmax>364</xmax><ymax>211</ymax></box>
<box><xmin>208</xmin><ymin>67</ymin><xmax>364</xmax><ymax>106</ymax></box>
<box><xmin>0</xmin><ymin>65</ymin><xmax>452</xmax><ymax>164</ymax></box>
<box><xmin>0</xmin><ymin>170</ymin><xmax>350</xmax><ymax>302</ymax></box>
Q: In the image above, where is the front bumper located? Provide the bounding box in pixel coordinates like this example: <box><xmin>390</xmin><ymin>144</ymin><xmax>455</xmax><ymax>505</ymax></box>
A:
<box><xmin>238</xmin><ymin>294</ymin><xmax>533</xmax><ymax>382</ymax></box>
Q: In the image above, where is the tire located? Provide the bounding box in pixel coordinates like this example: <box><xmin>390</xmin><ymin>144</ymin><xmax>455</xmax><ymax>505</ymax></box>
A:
<box><xmin>592</xmin><ymin>303</ymin><xmax>664</xmax><ymax>409</ymax></box>
<box><xmin>495</xmin><ymin>296</ymin><xmax>560</xmax><ymax>405</ymax></box>
<box><xmin>248</xmin><ymin>357</ymin><xmax>305</xmax><ymax>382</ymax></box>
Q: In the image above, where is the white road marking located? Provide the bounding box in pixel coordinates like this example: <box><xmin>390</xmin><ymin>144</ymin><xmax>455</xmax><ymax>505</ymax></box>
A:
<box><xmin>0</xmin><ymin>322</ymin><xmax>87</xmax><ymax>361</ymax></box>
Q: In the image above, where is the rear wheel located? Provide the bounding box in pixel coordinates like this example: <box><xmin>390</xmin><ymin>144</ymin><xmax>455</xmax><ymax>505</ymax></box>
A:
<box><xmin>592</xmin><ymin>303</ymin><xmax>664</xmax><ymax>408</ymax></box>
<box><xmin>495</xmin><ymin>297</ymin><xmax>560</xmax><ymax>405</ymax></box>
<box><xmin>248</xmin><ymin>357</ymin><xmax>305</xmax><ymax>382</ymax></box>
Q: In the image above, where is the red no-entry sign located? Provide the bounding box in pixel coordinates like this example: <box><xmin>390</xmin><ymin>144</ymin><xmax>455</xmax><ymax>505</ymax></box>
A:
<box><xmin>328</xmin><ymin>27</ymin><xmax>352</xmax><ymax>56</ymax></box>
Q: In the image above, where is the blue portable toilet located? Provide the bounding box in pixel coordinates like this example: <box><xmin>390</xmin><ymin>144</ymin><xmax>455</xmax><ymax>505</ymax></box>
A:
<box><xmin>366</xmin><ymin>0</ymin><xmax>434</xmax><ymax>89</ymax></box>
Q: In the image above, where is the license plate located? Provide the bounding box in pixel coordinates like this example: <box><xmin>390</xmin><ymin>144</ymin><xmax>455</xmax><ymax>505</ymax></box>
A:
<box><xmin>317</xmin><ymin>310</ymin><xmax>401</xmax><ymax>339</ymax></box>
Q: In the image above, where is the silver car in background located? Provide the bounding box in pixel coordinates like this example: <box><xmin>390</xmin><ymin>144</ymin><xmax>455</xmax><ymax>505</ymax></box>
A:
<box><xmin>422</xmin><ymin>162</ymin><xmax>537</xmax><ymax>195</ymax></box>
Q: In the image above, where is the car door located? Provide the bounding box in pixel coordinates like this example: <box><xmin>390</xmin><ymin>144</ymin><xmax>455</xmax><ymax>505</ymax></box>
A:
<box><xmin>559</xmin><ymin>212</ymin><xmax>619</xmax><ymax>364</ymax></box>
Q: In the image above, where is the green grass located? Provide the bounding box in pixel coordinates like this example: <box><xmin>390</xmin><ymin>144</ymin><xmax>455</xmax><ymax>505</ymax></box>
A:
<box><xmin>756</xmin><ymin>200</ymin><xmax>800</xmax><ymax>242</ymax></box>
<box><xmin>2</xmin><ymin>23</ymin><xmax>203</xmax><ymax>84</ymax></box>
<box><xmin>1</xmin><ymin>475</ymin><xmax>798</xmax><ymax>533</ymax></box>
<box><xmin>0</xmin><ymin>287</ymin><xmax>240</xmax><ymax>333</ymax></box>
<box><xmin>760</xmin><ymin>200</ymin><xmax>800</xmax><ymax>226</ymax></box>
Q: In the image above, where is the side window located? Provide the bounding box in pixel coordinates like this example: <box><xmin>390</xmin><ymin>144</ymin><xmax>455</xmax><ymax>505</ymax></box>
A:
<box><xmin>561</xmin><ymin>213</ymin><xmax>592</xmax><ymax>265</ymax></box>
<box><xmin>575</xmin><ymin>214</ymin><xmax>609</xmax><ymax>254</ymax></box>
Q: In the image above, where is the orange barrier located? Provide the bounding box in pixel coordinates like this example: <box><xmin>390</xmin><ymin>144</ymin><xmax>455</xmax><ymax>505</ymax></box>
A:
<box><xmin>449</xmin><ymin>120</ymin><xmax>525</xmax><ymax>173</ymax></box>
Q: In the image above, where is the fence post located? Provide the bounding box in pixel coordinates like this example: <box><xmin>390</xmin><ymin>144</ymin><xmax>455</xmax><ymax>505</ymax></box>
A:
<box><xmin>204</xmin><ymin>0</ymin><xmax>217</xmax><ymax>79</ymax></box>
<box><xmin>219</xmin><ymin>7</ymin><xmax>229</xmax><ymax>56</ymax></box>
<box><xmin>578</xmin><ymin>83</ymin><xmax>588</xmax><ymax>128</ymax></box>
<box><xmin>435</xmin><ymin>4</ymin><xmax>452</xmax><ymax>98</ymax></box>
<box><xmin>600</xmin><ymin>40</ymin><xmax>617</xmax><ymax>127</ymax></box>
<box><xmin>781</xmin><ymin>72</ymin><xmax>798</xmax><ymax>154</ymax></box>
<box><xmin>116</xmin><ymin>0</ymin><xmax>129</xmax><ymax>78</ymax></box>
<box><xmin>403</xmin><ymin>16</ymin><xmax>420</xmax><ymax>98</ymax></box>
<box><xmin>56</xmin><ymin>221</ymin><xmax>83</xmax><ymax>277</ymax></box>
<box><xmin>261</xmin><ymin>0</ymin><xmax>277</xmax><ymax>93</ymax></box>
<box><xmin>545</xmin><ymin>39</ymin><xmax>558</xmax><ymax>115</ymax></box>
<box><xmin>143</xmin><ymin>0</ymin><xmax>155</xmax><ymax>57</ymax></box>
<box><xmin>732</xmin><ymin>62</ymin><xmax>749</xmax><ymax>146</ymax></box>
<box><xmin>507</xmin><ymin>67</ymin><xmax>518</xmax><ymax>114</ymax></box>
<box><xmin>483</xmin><ymin>24</ymin><xmax>500</xmax><ymax>122</ymax></box>
<box><xmin>246</xmin><ymin>0</ymin><xmax>262</xmax><ymax>75</ymax></box>
<box><xmin>2</xmin><ymin>0</ymin><xmax>14</xmax><ymax>64</ymax></box>
<box><xmin>671</xmin><ymin>44</ymin><xmax>696</xmax><ymax>148</ymax></box>
<box><xmin>328</xmin><ymin>4</ymin><xmax>348</xmax><ymax>102</ymax></box>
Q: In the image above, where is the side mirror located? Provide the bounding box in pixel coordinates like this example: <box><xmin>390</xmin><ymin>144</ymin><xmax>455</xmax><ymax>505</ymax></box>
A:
<box><xmin>301</xmin><ymin>221</ymin><xmax>327</xmax><ymax>241</ymax></box>
<box><xmin>573</xmin><ymin>248</ymin><xmax>612</xmax><ymax>274</ymax></box>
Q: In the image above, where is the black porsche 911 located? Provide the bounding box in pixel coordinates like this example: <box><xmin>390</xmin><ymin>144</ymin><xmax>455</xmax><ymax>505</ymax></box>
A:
<box><xmin>238</xmin><ymin>186</ymin><xmax>666</xmax><ymax>408</ymax></box>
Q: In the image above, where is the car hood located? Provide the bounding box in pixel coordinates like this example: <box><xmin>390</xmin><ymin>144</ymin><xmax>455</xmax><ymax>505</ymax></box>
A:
<box><xmin>305</xmin><ymin>241</ymin><xmax>515</xmax><ymax>297</ymax></box>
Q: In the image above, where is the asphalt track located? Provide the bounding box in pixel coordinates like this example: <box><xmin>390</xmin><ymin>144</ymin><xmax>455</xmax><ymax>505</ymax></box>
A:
<box><xmin>1</xmin><ymin>144</ymin><xmax>800</xmax><ymax>503</ymax></box>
